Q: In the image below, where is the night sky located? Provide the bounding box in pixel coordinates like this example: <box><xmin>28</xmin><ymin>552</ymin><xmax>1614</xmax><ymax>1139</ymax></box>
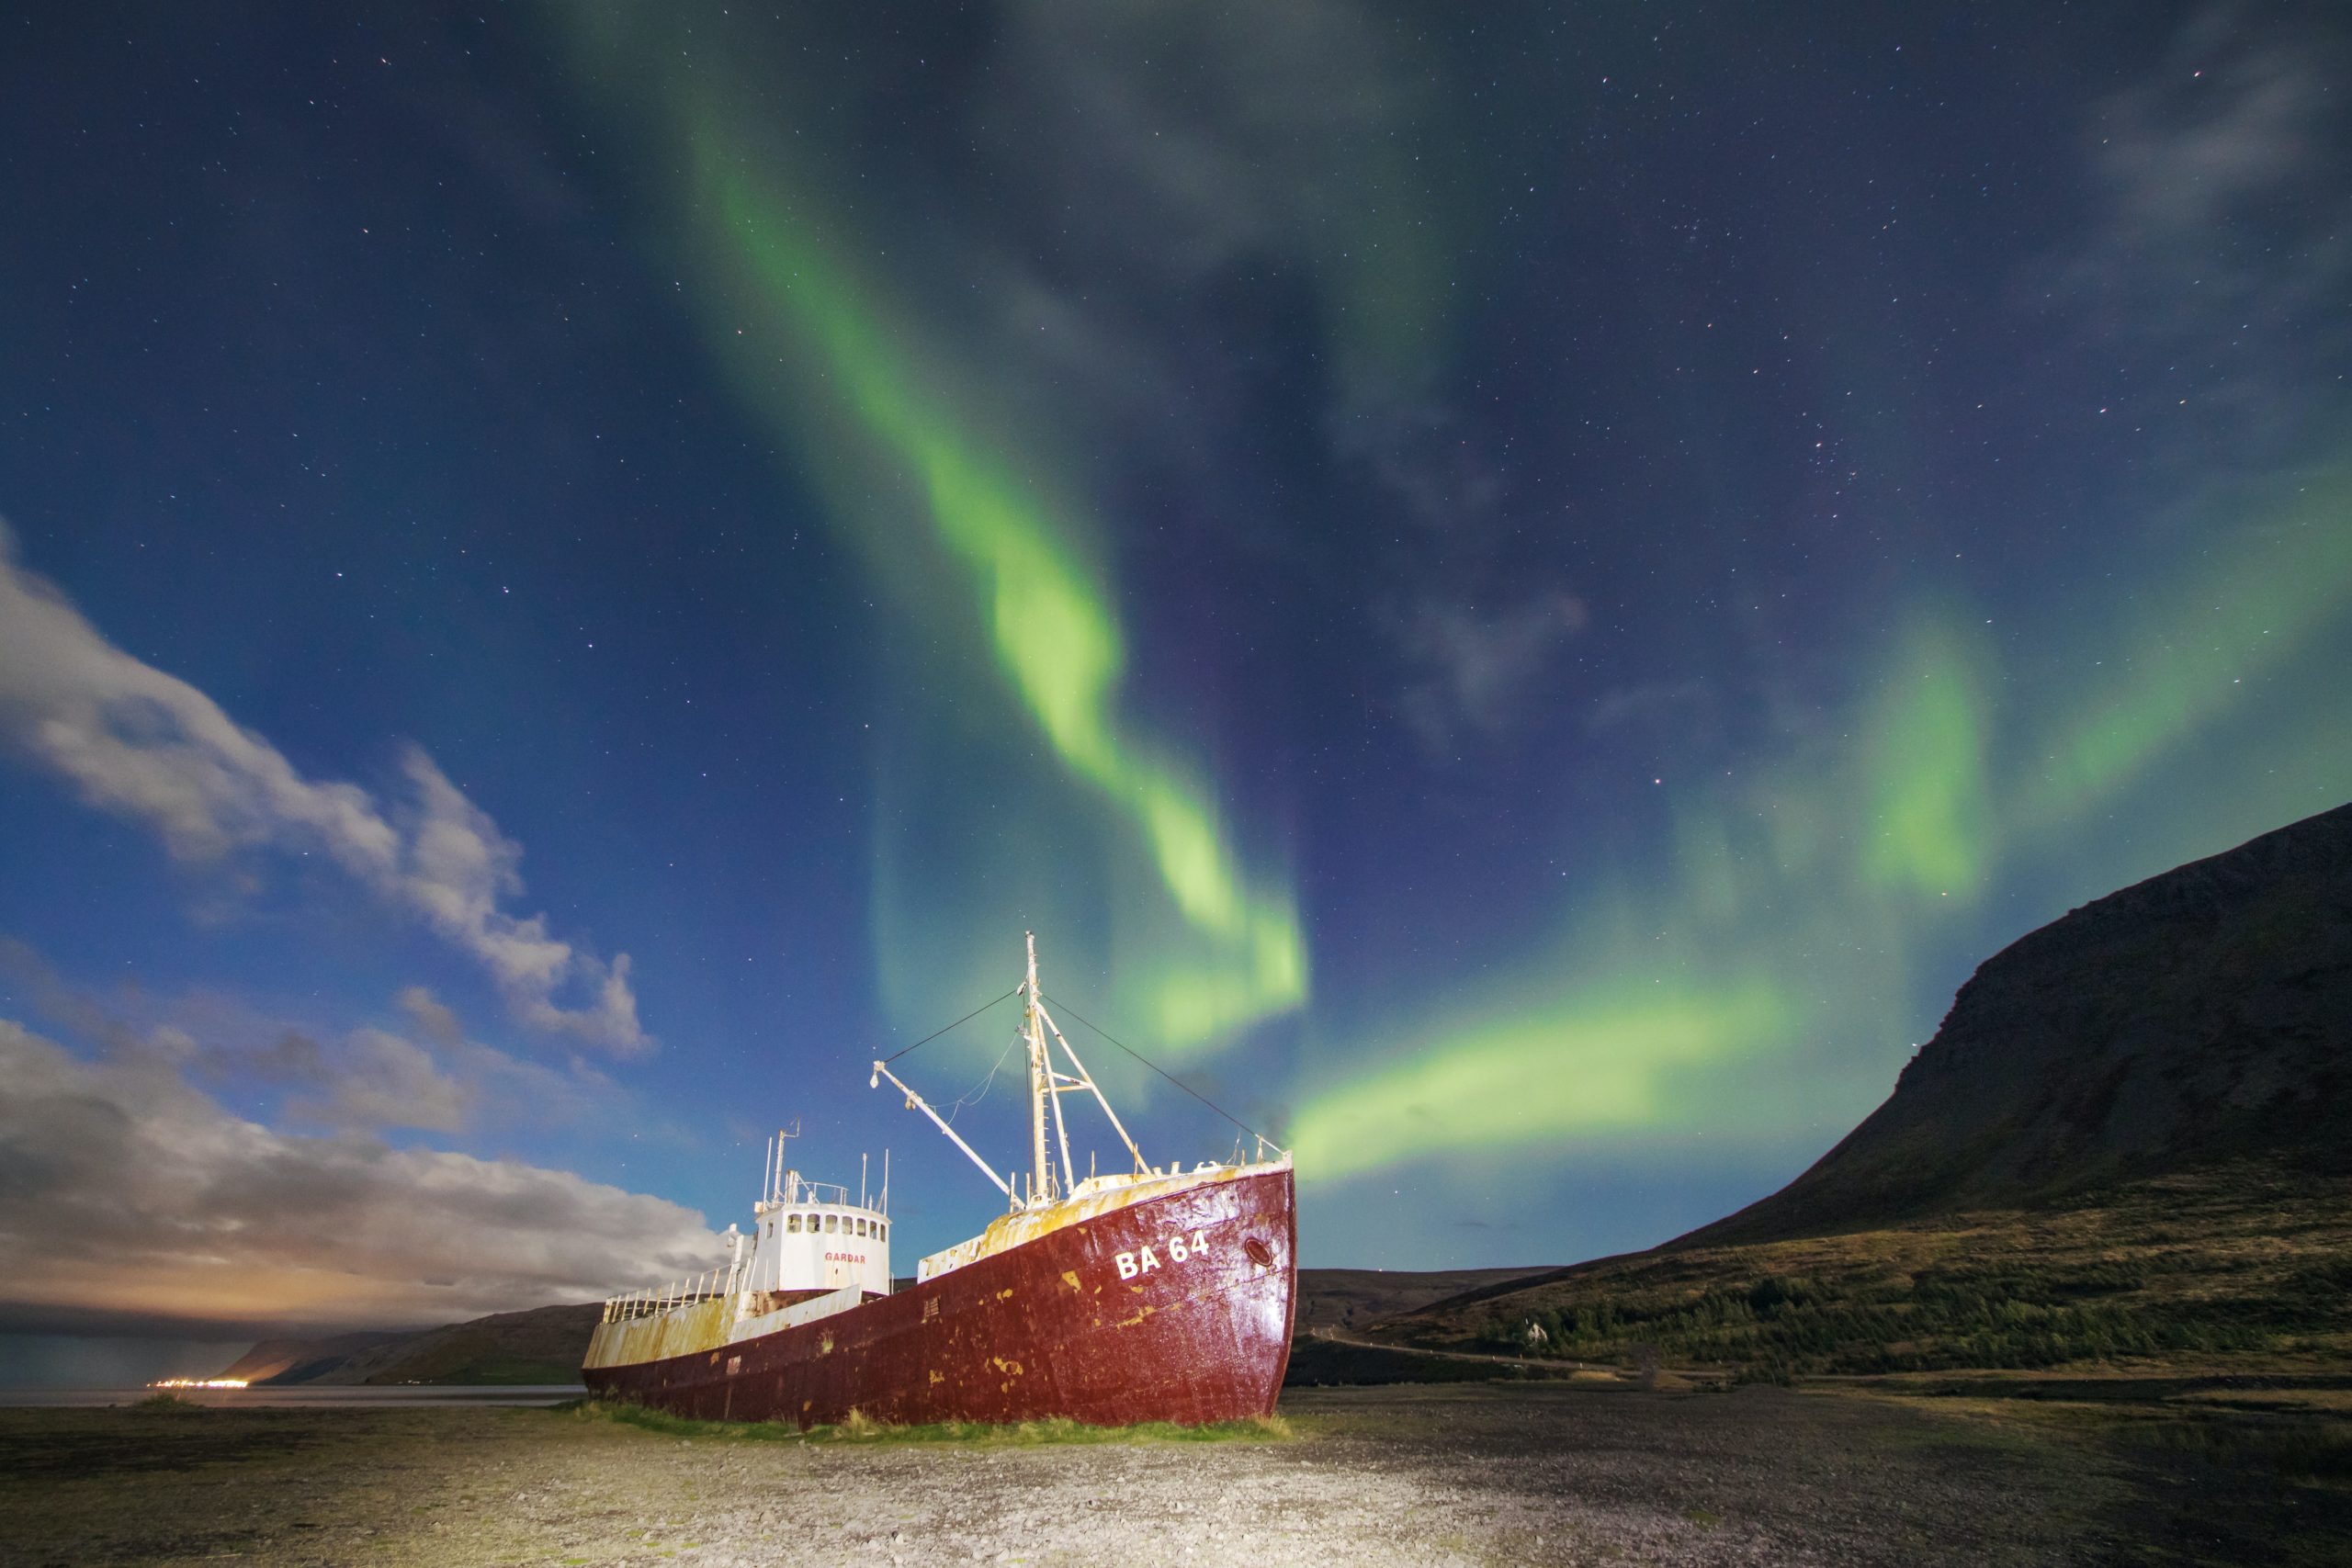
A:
<box><xmin>3</xmin><ymin>3</ymin><xmax>2347</xmax><ymax>1384</ymax></box>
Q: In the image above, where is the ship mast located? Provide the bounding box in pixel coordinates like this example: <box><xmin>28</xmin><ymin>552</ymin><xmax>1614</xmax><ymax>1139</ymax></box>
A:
<box><xmin>1015</xmin><ymin>940</ymin><xmax>1077</xmax><ymax>1213</ymax></box>
<box><xmin>1023</xmin><ymin>933</ymin><xmax>1051</xmax><ymax>1204</ymax></box>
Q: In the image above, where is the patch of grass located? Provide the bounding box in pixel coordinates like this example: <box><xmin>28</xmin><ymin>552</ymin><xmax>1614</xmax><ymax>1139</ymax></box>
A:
<box><xmin>130</xmin><ymin>1393</ymin><xmax>204</xmax><ymax>1413</ymax></box>
<box><xmin>1902</xmin><ymin>1393</ymin><xmax>2352</xmax><ymax>1565</ymax></box>
<box><xmin>2114</xmin><ymin>1412</ymin><xmax>2352</xmax><ymax>1483</ymax></box>
<box><xmin>810</xmin><ymin>1411</ymin><xmax>1294</xmax><ymax>1445</ymax></box>
<box><xmin>558</xmin><ymin>1397</ymin><xmax>1292</xmax><ymax>1446</ymax></box>
<box><xmin>560</xmin><ymin>1400</ymin><xmax>798</xmax><ymax>1442</ymax></box>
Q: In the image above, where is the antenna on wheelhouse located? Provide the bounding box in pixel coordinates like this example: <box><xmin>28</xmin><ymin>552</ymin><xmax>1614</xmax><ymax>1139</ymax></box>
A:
<box><xmin>770</xmin><ymin>1119</ymin><xmax>801</xmax><ymax>1206</ymax></box>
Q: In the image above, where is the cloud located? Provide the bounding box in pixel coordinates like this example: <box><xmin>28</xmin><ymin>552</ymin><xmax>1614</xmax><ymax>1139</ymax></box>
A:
<box><xmin>0</xmin><ymin>942</ymin><xmax>618</xmax><ymax>1139</ymax></box>
<box><xmin>1396</xmin><ymin>591</ymin><xmax>1589</xmax><ymax>755</ymax></box>
<box><xmin>0</xmin><ymin>1014</ymin><xmax>717</xmax><ymax>1335</ymax></box>
<box><xmin>396</xmin><ymin>984</ymin><xmax>463</xmax><ymax>1047</ymax></box>
<box><xmin>284</xmin><ymin>1028</ymin><xmax>470</xmax><ymax>1134</ymax></box>
<box><xmin>980</xmin><ymin>6</ymin><xmax>1584</xmax><ymax>756</ymax></box>
<box><xmin>2091</xmin><ymin>11</ymin><xmax>2335</xmax><ymax>247</ymax></box>
<box><xmin>2053</xmin><ymin>8</ymin><xmax>2352</xmax><ymax>458</ymax></box>
<box><xmin>1330</xmin><ymin>405</ymin><xmax>1591</xmax><ymax>757</ymax></box>
<box><xmin>988</xmin><ymin>0</ymin><xmax>1407</xmax><ymax>298</ymax></box>
<box><xmin>0</xmin><ymin>525</ymin><xmax>649</xmax><ymax>1052</ymax></box>
<box><xmin>1585</xmin><ymin>679</ymin><xmax>1720</xmax><ymax>739</ymax></box>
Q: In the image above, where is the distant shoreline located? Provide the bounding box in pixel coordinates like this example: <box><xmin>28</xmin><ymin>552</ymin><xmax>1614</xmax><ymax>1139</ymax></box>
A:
<box><xmin>0</xmin><ymin>1383</ymin><xmax>584</xmax><ymax>1410</ymax></box>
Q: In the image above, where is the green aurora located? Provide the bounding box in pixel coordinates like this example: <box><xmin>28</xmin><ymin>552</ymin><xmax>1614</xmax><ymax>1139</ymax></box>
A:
<box><xmin>1292</xmin><ymin>458</ymin><xmax>2352</xmax><ymax>1190</ymax></box>
<box><xmin>548</xmin><ymin>17</ymin><xmax>1306</xmax><ymax>1055</ymax></box>
<box><xmin>696</xmin><ymin>156</ymin><xmax>1306</xmax><ymax>1051</ymax></box>
<box><xmin>544</xmin><ymin>5</ymin><xmax>2352</xmax><ymax>1217</ymax></box>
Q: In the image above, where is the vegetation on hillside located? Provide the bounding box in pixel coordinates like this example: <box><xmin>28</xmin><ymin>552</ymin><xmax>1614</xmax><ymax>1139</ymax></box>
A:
<box><xmin>1392</xmin><ymin>1162</ymin><xmax>2352</xmax><ymax>1382</ymax></box>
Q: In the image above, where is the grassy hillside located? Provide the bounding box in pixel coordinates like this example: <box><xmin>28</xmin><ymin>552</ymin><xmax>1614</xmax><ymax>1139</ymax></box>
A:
<box><xmin>322</xmin><ymin>1303</ymin><xmax>602</xmax><ymax>1384</ymax></box>
<box><xmin>1385</xmin><ymin>1160</ymin><xmax>2352</xmax><ymax>1382</ymax></box>
<box><xmin>219</xmin><ymin>1331</ymin><xmax>398</xmax><ymax>1384</ymax></box>
<box><xmin>229</xmin><ymin>1303</ymin><xmax>603</xmax><ymax>1385</ymax></box>
<box><xmin>1293</xmin><ymin>1267</ymin><xmax>1553</xmax><ymax>1329</ymax></box>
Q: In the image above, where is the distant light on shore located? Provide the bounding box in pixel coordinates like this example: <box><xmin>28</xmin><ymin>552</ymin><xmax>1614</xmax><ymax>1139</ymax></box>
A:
<box><xmin>148</xmin><ymin>1378</ymin><xmax>248</xmax><ymax>1389</ymax></box>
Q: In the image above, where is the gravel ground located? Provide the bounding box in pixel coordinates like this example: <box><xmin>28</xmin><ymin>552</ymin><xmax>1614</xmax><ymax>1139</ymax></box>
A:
<box><xmin>0</xmin><ymin>1382</ymin><xmax>2193</xmax><ymax>1565</ymax></box>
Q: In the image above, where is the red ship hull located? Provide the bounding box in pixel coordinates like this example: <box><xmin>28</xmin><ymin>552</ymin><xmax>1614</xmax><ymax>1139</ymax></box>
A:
<box><xmin>584</xmin><ymin>1166</ymin><xmax>1295</xmax><ymax>1427</ymax></box>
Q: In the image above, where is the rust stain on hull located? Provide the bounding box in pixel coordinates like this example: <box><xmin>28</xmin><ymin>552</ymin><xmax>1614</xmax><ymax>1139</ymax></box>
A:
<box><xmin>583</xmin><ymin>1167</ymin><xmax>1295</xmax><ymax>1427</ymax></box>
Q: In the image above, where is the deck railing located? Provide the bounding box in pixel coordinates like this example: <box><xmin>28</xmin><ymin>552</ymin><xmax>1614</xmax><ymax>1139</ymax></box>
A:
<box><xmin>601</xmin><ymin>1261</ymin><xmax>745</xmax><ymax>1323</ymax></box>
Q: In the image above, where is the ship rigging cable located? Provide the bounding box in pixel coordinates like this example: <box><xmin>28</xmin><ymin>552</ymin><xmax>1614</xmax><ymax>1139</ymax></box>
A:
<box><xmin>1043</xmin><ymin>993</ymin><xmax>1276</xmax><ymax>1149</ymax></box>
<box><xmin>877</xmin><ymin>987</ymin><xmax>1020</xmax><ymax>1065</ymax></box>
<box><xmin>879</xmin><ymin>982</ymin><xmax>1279</xmax><ymax>1149</ymax></box>
<box><xmin>942</xmin><ymin>1032</ymin><xmax>1023</xmax><ymax>1124</ymax></box>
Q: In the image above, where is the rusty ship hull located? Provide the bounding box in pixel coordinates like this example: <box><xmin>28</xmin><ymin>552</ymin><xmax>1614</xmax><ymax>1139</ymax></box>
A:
<box><xmin>583</xmin><ymin>1163</ymin><xmax>1294</xmax><ymax>1427</ymax></box>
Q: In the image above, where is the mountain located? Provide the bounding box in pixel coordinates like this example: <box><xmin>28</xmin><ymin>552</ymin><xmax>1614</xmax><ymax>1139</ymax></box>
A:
<box><xmin>303</xmin><ymin>1303</ymin><xmax>604</xmax><ymax>1384</ymax></box>
<box><xmin>1292</xmin><ymin>1267</ymin><xmax>1555</xmax><ymax>1329</ymax></box>
<box><xmin>1367</xmin><ymin>804</ymin><xmax>2352</xmax><ymax>1378</ymax></box>
<box><xmin>219</xmin><ymin>1331</ymin><xmax>401</xmax><ymax>1385</ymax></box>
<box><xmin>223</xmin><ymin>1303</ymin><xmax>603</xmax><ymax>1385</ymax></box>
<box><xmin>1685</xmin><ymin>801</ymin><xmax>2351</xmax><ymax>1247</ymax></box>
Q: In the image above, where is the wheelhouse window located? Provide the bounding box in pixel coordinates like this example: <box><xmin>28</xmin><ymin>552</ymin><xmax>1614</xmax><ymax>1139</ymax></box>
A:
<box><xmin>825</xmin><ymin>1213</ymin><xmax>839</xmax><ymax>1234</ymax></box>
